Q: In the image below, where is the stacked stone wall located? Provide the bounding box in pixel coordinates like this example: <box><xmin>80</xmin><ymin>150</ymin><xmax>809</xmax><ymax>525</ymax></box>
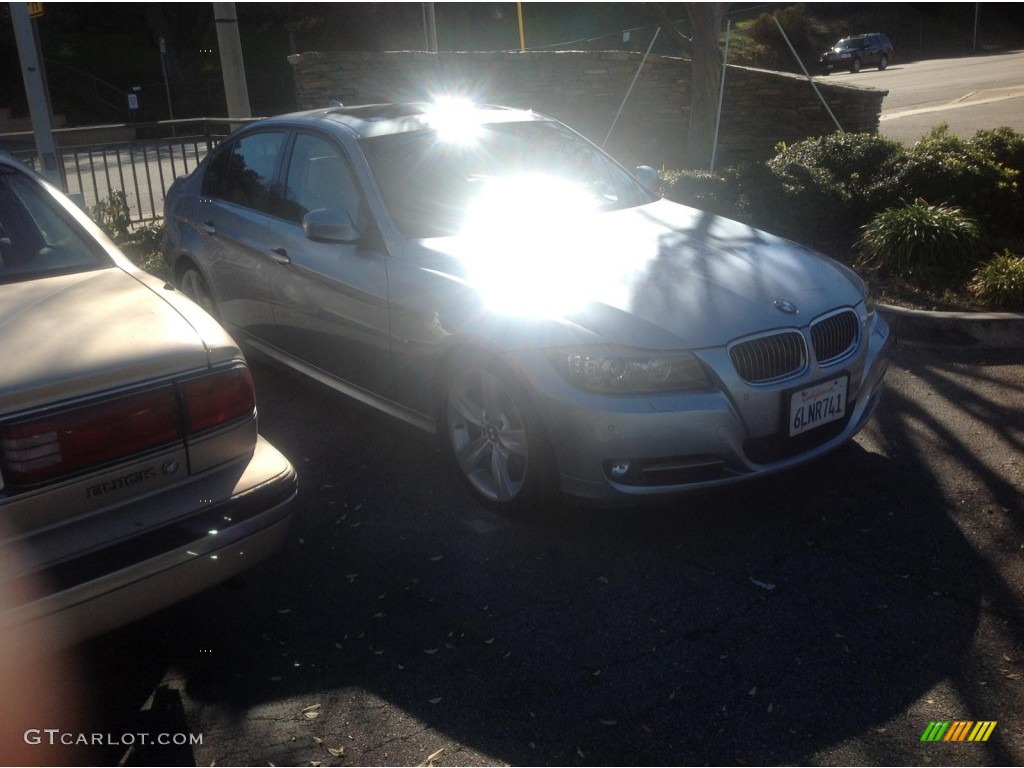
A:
<box><xmin>289</xmin><ymin>50</ymin><xmax>886</xmax><ymax>169</ymax></box>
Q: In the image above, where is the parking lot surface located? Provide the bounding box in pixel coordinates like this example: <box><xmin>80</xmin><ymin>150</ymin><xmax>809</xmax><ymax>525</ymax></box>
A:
<box><xmin>23</xmin><ymin>342</ymin><xmax>1024</xmax><ymax>767</ymax></box>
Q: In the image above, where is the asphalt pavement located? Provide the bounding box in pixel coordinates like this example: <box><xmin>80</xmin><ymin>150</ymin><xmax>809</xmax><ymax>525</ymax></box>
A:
<box><xmin>23</xmin><ymin>308</ymin><xmax>1018</xmax><ymax>768</ymax></box>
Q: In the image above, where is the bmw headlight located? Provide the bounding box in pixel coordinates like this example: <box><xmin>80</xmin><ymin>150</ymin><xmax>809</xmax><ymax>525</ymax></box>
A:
<box><xmin>548</xmin><ymin>347</ymin><xmax>711</xmax><ymax>394</ymax></box>
<box><xmin>861</xmin><ymin>288</ymin><xmax>876</xmax><ymax>322</ymax></box>
<box><xmin>861</xmin><ymin>288</ymin><xmax>879</xmax><ymax>334</ymax></box>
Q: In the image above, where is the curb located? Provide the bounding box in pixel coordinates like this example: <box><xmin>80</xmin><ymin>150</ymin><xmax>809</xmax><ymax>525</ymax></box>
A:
<box><xmin>878</xmin><ymin>304</ymin><xmax>1024</xmax><ymax>349</ymax></box>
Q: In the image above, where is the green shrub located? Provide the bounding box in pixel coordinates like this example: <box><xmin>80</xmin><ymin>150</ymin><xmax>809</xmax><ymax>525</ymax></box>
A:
<box><xmin>118</xmin><ymin>222</ymin><xmax>168</xmax><ymax>280</ymax></box>
<box><xmin>970</xmin><ymin>126</ymin><xmax>1024</xmax><ymax>176</ymax></box>
<box><xmin>894</xmin><ymin>124</ymin><xmax>1022</xmax><ymax>244</ymax></box>
<box><xmin>855</xmin><ymin>200</ymin><xmax>981</xmax><ymax>282</ymax></box>
<box><xmin>768</xmin><ymin>132</ymin><xmax>906</xmax><ymax>188</ymax></box>
<box><xmin>660</xmin><ymin>169</ymin><xmax>739</xmax><ymax>218</ymax></box>
<box><xmin>90</xmin><ymin>190</ymin><xmax>168</xmax><ymax>279</ymax></box>
<box><xmin>740</xmin><ymin>5</ymin><xmax>830</xmax><ymax>72</ymax></box>
<box><xmin>736</xmin><ymin>132</ymin><xmax>906</xmax><ymax>255</ymax></box>
<box><xmin>90</xmin><ymin>190</ymin><xmax>132</xmax><ymax>241</ymax></box>
<box><xmin>968</xmin><ymin>251</ymin><xmax>1024</xmax><ymax>310</ymax></box>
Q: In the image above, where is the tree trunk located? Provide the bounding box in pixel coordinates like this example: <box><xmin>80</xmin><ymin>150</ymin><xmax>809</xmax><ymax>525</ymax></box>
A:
<box><xmin>684</xmin><ymin>3</ymin><xmax>726</xmax><ymax>170</ymax></box>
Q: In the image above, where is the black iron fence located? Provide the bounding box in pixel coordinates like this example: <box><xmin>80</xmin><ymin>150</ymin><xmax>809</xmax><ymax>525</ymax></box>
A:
<box><xmin>0</xmin><ymin>118</ymin><xmax>258</xmax><ymax>223</ymax></box>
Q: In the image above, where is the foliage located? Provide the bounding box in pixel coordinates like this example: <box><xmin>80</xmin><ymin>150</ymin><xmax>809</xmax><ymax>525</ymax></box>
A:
<box><xmin>90</xmin><ymin>192</ymin><xmax>168</xmax><ymax>279</ymax></box>
<box><xmin>970</xmin><ymin>126</ymin><xmax>1024</xmax><ymax>175</ymax></box>
<box><xmin>91</xmin><ymin>190</ymin><xmax>133</xmax><ymax>241</ymax></box>
<box><xmin>855</xmin><ymin>200</ymin><xmax>981</xmax><ymax>283</ymax></box>
<box><xmin>732</xmin><ymin>132</ymin><xmax>907</xmax><ymax>253</ymax></box>
<box><xmin>659</xmin><ymin>169</ymin><xmax>739</xmax><ymax>217</ymax></box>
<box><xmin>119</xmin><ymin>223</ymin><xmax>169</xmax><ymax>280</ymax></box>
<box><xmin>656</xmin><ymin>125</ymin><xmax>1024</xmax><ymax>306</ymax></box>
<box><xmin>738</xmin><ymin>4</ymin><xmax>829</xmax><ymax>72</ymax></box>
<box><xmin>968</xmin><ymin>251</ymin><xmax>1024</xmax><ymax>310</ymax></box>
<box><xmin>893</xmin><ymin>124</ymin><xmax>1023</xmax><ymax>245</ymax></box>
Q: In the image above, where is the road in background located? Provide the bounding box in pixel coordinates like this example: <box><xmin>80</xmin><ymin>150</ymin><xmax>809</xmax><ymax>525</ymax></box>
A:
<box><xmin>825</xmin><ymin>49</ymin><xmax>1024</xmax><ymax>144</ymax></box>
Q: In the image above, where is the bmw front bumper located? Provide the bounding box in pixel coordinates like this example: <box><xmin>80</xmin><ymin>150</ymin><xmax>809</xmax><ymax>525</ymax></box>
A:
<box><xmin>513</xmin><ymin>313</ymin><xmax>892</xmax><ymax>503</ymax></box>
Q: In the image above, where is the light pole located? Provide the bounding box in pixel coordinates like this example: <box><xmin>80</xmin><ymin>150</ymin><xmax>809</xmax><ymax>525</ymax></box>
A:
<box><xmin>10</xmin><ymin>1</ymin><xmax>62</xmax><ymax>187</ymax></box>
<box><xmin>160</xmin><ymin>36</ymin><xmax>175</xmax><ymax>121</ymax></box>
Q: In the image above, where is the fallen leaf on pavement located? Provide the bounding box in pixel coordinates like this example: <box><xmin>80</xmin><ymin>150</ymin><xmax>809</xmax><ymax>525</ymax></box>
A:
<box><xmin>417</xmin><ymin>747</ymin><xmax>444</xmax><ymax>766</ymax></box>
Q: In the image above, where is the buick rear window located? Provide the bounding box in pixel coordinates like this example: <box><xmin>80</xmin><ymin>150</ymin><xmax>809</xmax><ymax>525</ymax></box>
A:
<box><xmin>0</xmin><ymin>169</ymin><xmax>110</xmax><ymax>284</ymax></box>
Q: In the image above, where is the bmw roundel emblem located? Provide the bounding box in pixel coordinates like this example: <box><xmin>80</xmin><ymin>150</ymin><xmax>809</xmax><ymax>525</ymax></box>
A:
<box><xmin>774</xmin><ymin>299</ymin><xmax>799</xmax><ymax>315</ymax></box>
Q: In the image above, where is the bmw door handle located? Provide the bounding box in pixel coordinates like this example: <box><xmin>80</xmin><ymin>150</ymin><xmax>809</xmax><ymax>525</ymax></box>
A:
<box><xmin>199</xmin><ymin>220</ymin><xmax>216</xmax><ymax>235</ymax></box>
<box><xmin>269</xmin><ymin>247</ymin><xmax>291</xmax><ymax>265</ymax></box>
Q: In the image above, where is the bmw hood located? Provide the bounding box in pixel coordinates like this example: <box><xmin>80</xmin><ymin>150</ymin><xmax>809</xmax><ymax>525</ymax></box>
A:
<box><xmin>0</xmin><ymin>267</ymin><xmax>215</xmax><ymax>415</ymax></box>
<box><xmin>410</xmin><ymin>199</ymin><xmax>866</xmax><ymax>350</ymax></box>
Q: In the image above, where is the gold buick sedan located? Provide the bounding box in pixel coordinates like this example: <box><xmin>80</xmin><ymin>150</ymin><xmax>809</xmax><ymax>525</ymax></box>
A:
<box><xmin>0</xmin><ymin>153</ymin><xmax>297</xmax><ymax>659</ymax></box>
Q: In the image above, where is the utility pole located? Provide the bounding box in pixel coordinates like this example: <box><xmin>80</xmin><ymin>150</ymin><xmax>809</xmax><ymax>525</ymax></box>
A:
<box><xmin>159</xmin><ymin>36</ymin><xmax>174</xmax><ymax>121</ymax></box>
<box><xmin>973</xmin><ymin>3</ymin><xmax>980</xmax><ymax>52</ymax></box>
<box><xmin>422</xmin><ymin>2</ymin><xmax>438</xmax><ymax>52</ymax></box>
<box><xmin>10</xmin><ymin>2</ymin><xmax>62</xmax><ymax>187</ymax></box>
<box><xmin>213</xmin><ymin>2</ymin><xmax>251</xmax><ymax>119</ymax></box>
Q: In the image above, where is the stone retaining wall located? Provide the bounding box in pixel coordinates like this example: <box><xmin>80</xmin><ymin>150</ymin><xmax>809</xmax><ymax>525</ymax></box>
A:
<box><xmin>288</xmin><ymin>50</ymin><xmax>887</xmax><ymax>170</ymax></box>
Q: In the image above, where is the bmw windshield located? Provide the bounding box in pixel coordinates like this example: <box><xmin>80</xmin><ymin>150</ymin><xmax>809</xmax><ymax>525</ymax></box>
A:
<box><xmin>360</xmin><ymin>120</ymin><xmax>652</xmax><ymax>239</ymax></box>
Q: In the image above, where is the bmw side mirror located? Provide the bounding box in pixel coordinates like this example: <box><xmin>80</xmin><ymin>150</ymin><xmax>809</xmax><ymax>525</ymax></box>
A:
<box><xmin>303</xmin><ymin>207</ymin><xmax>362</xmax><ymax>244</ymax></box>
<box><xmin>635</xmin><ymin>165</ymin><xmax>661</xmax><ymax>197</ymax></box>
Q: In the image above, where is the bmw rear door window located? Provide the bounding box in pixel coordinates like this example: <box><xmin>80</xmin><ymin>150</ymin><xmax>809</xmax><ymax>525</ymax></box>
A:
<box><xmin>203</xmin><ymin>131</ymin><xmax>287</xmax><ymax>214</ymax></box>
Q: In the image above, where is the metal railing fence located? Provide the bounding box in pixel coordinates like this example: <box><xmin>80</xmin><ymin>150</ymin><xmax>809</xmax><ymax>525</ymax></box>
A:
<box><xmin>0</xmin><ymin>118</ymin><xmax>258</xmax><ymax>224</ymax></box>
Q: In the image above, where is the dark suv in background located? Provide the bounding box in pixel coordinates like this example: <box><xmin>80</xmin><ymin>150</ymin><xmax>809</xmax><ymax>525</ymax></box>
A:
<box><xmin>819</xmin><ymin>33</ymin><xmax>893</xmax><ymax>74</ymax></box>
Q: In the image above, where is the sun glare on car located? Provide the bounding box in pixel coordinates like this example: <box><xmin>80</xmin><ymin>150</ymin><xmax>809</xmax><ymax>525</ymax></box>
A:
<box><xmin>454</xmin><ymin>174</ymin><xmax>607</xmax><ymax>316</ymax></box>
<box><xmin>423</xmin><ymin>97</ymin><xmax>484</xmax><ymax>145</ymax></box>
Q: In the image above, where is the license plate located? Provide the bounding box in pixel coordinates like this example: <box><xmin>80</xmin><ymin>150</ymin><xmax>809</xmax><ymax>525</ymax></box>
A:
<box><xmin>788</xmin><ymin>375</ymin><xmax>848</xmax><ymax>437</ymax></box>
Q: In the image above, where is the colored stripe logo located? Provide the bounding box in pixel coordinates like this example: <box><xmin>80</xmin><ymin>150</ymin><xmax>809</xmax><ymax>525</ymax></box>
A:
<box><xmin>920</xmin><ymin>721</ymin><xmax>997</xmax><ymax>742</ymax></box>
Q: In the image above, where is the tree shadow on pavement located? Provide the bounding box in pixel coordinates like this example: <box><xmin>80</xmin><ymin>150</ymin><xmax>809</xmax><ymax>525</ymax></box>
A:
<box><xmin>77</xmin><ymin>346</ymin><xmax>1022</xmax><ymax>766</ymax></box>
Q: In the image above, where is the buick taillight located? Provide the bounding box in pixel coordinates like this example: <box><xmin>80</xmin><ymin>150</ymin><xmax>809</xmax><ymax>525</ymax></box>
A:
<box><xmin>179</xmin><ymin>367</ymin><xmax>256</xmax><ymax>433</ymax></box>
<box><xmin>0</xmin><ymin>365</ymin><xmax>255</xmax><ymax>488</ymax></box>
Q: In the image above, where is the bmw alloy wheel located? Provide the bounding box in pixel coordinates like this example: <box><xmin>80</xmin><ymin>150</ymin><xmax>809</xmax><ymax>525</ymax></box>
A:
<box><xmin>445</xmin><ymin>362</ymin><xmax>534</xmax><ymax>506</ymax></box>
<box><xmin>179</xmin><ymin>266</ymin><xmax>217</xmax><ymax>317</ymax></box>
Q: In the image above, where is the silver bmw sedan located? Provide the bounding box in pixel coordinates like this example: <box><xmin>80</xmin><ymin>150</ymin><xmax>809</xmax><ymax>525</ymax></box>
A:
<box><xmin>164</xmin><ymin>101</ymin><xmax>891</xmax><ymax>509</ymax></box>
